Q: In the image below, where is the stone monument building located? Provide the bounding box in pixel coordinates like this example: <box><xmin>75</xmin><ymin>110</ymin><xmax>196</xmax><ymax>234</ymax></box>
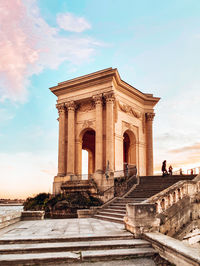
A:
<box><xmin>50</xmin><ymin>68</ymin><xmax>160</xmax><ymax>194</ymax></box>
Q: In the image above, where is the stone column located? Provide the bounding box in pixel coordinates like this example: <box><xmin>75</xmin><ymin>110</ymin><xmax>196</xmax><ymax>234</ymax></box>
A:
<box><xmin>146</xmin><ymin>112</ymin><xmax>155</xmax><ymax>176</ymax></box>
<box><xmin>56</xmin><ymin>103</ymin><xmax>66</xmax><ymax>176</ymax></box>
<box><xmin>105</xmin><ymin>92</ymin><xmax>115</xmax><ymax>171</ymax></box>
<box><xmin>75</xmin><ymin>139</ymin><xmax>82</xmax><ymax>175</ymax></box>
<box><xmin>93</xmin><ymin>94</ymin><xmax>103</xmax><ymax>173</ymax></box>
<box><xmin>65</xmin><ymin>101</ymin><xmax>76</xmax><ymax>175</ymax></box>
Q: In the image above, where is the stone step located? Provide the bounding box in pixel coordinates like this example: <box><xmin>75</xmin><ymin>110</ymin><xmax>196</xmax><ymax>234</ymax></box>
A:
<box><xmin>110</xmin><ymin>203</ymin><xmax>128</xmax><ymax>207</ymax></box>
<box><xmin>0</xmin><ymin>239</ymin><xmax>150</xmax><ymax>254</ymax></box>
<box><xmin>103</xmin><ymin>206</ymin><xmax>126</xmax><ymax>211</ymax></box>
<box><xmin>0</xmin><ymin>247</ymin><xmax>157</xmax><ymax>265</ymax></box>
<box><xmin>0</xmin><ymin>251</ymin><xmax>80</xmax><ymax>265</ymax></box>
<box><xmin>0</xmin><ymin>234</ymin><xmax>133</xmax><ymax>245</ymax></box>
<box><xmin>109</xmin><ymin>206</ymin><xmax>127</xmax><ymax>210</ymax></box>
<box><xmin>81</xmin><ymin>247</ymin><xmax>157</xmax><ymax>262</ymax></box>
<box><xmin>93</xmin><ymin>214</ymin><xmax>124</xmax><ymax>224</ymax></box>
<box><xmin>97</xmin><ymin>212</ymin><xmax>125</xmax><ymax>219</ymax></box>
<box><xmin>117</xmin><ymin>198</ymin><xmax>147</xmax><ymax>202</ymax></box>
<box><xmin>102</xmin><ymin>209</ymin><xmax>126</xmax><ymax>214</ymax></box>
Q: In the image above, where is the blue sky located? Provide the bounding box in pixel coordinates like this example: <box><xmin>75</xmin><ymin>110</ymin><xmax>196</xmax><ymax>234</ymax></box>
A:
<box><xmin>0</xmin><ymin>0</ymin><xmax>200</xmax><ymax>198</ymax></box>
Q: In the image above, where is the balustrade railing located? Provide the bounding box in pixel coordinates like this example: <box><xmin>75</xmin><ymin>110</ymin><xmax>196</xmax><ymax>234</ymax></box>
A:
<box><xmin>145</xmin><ymin>175</ymin><xmax>200</xmax><ymax>214</ymax></box>
<box><xmin>97</xmin><ymin>165</ymin><xmax>137</xmax><ymax>197</ymax></box>
<box><xmin>172</xmin><ymin>166</ymin><xmax>200</xmax><ymax>175</ymax></box>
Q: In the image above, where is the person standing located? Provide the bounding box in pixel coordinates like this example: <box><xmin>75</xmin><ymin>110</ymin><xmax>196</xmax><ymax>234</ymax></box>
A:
<box><xmin>162</xmin><ymin>160</ymin><xmax>168</xmax><ymax>176</ymax></box>
<box><xmin>169</xmin><ymin>165</ymin><xmax>173</xmax><ymax>176</ymax></box>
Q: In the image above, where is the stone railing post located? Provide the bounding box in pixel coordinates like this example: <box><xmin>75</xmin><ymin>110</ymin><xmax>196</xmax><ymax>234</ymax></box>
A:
<box><xmin>124</xmin><ymin>203</ymin><xmax>160</xmax><ymax>238</ymax></box>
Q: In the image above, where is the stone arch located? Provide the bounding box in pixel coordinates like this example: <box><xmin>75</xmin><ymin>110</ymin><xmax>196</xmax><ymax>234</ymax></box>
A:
<box><xmin>123</xmin><ymin>129</ymin><xmax>137</xmax><ymax>168</ymax></box>
<box><xmin>79</xmin><ymin>128</ymin><xmax>96</xmax><ymax>176</ymax></box>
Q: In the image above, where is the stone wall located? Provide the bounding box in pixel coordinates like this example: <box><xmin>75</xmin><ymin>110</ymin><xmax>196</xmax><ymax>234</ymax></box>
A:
<box><xmin>21</xmin><ymin>211</ymin><xmax>45</xmax><ymax>221</ymax></box>
<box><xmin>0</xmin><ymin>211</ymin><xmax>21</xmax><ymax>229</ymax></box>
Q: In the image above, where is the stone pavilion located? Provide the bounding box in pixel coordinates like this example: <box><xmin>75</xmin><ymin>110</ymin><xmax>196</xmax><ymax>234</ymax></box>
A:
<box><xmin>50</xmin><ymin>68</ymin><xmax>160</xmax><ymax>194</ymax></box>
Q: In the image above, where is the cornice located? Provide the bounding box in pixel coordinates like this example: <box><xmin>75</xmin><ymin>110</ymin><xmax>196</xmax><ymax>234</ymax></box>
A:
<box><xmin>50</xmin><ymin>67</ymin><xmax>160</xmax><ymax>107</ymax></box>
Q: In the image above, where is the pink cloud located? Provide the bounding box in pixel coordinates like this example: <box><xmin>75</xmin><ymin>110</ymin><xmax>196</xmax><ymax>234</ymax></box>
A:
<box><xmin>0</xmin><ymin>0</ymin><xmax>98</xmax><ymax>102</ymax></box>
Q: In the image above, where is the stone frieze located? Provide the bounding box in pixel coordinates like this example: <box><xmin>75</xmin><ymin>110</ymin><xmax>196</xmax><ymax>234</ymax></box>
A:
<box><xmin>79</xmin><ymin>101</ymin><xmax>95</xmax><ymax>112</ymax></box>
<box><xmin>118</xmin><ymin>101</ymin><xmax>141</xmax><ymax>118</ymax></box>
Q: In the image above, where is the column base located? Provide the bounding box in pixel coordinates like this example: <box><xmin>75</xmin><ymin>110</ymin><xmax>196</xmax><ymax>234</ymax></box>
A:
<box><xmin>57</xmin><ymin>173</ymin><xmax>65</xmax><ymax>177</ymax></box>
<box><xmin>95</xmin><ymin>169</ymin><xmax>104</xmax><ymax>174</ymax></box>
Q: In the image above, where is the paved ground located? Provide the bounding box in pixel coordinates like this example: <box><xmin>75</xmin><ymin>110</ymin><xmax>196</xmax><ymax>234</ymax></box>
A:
<box><xmin>0</xmin><ymin>219</ymin><xmax>156</xmax><ymax>265</ymax></box>
<box><xmin>0</xmin><ymin>218</ymin><xmax>131</xmax><ymax>240</ymax></box>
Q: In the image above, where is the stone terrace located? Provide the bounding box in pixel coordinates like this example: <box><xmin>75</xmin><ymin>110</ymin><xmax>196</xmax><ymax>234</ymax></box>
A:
<box><xmin>0</xmin><ymin>218</ymin><xmax>157</xmax><ymax>265</ymax></box>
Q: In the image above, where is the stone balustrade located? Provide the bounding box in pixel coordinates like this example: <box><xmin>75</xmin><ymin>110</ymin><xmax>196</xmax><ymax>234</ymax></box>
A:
<box><xmin>0</xmin><ymin>211</ymin><xmax>21</xmax><ymax>229</ymax></box>
<box><xmin>144</xmin><ymin>176</ymin><xmax>200</xmax><ymax>214</ymax></box>
<box><xmin>124</xmin><ymin>175</ymin><xmax>200</xmax><ymax>238</ymax></box>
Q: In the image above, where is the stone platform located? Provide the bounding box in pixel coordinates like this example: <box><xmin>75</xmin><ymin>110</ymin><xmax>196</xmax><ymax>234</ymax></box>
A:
<box><xmin>0</xmin><ymin>218</ymin><xmax>156</xmax><ymax>265</ymax></box>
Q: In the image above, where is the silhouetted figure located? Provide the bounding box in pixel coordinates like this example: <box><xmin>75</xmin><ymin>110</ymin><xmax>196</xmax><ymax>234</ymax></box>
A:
<box><xmin>180</xmin><ymin>168</ymin><xmax>183</xmax><ymax>175</ymax></box>
<box><xmin>191</xmin><ymin>169</ymin><xmax>194</xmax><ymax>175</ymax></box>
<box><xmin>169</xmin><ymin>165</ymin><xmax>173</xmax><ymax>176</ymax></box>
<box><xmin>162</xmin><ymin>160</ymin><xmax>168</xmax><ymax>176</ymax></box>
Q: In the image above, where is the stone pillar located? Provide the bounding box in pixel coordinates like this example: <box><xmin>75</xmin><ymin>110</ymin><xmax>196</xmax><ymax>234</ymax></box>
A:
<box><xmin>65</xmin><ymin>101</ymin><xmax>75</xmax><ymax>175</ymax></box>
<box><xmin>56</xmin><ymin>103</ymin><xmax>66</xmax><ymax>176</ymax></box>
<box><xmin>146</xmin><ymin>112</ymin><xmax>155</xmax><ymax>176</ymax></box>
<box><xmin>75</xmin><ymin>139</ymin><xmax>82</xmax><ymax>175</ymax></box>
<box><xmin>105</xmin><ymin>92</ymin><xmax>115</xmax><ymax>171</ymax></box>
<box><xmin>93</xmin><ymin>94</ymin><xmax>103</xmax><ymax>172</ymax></box>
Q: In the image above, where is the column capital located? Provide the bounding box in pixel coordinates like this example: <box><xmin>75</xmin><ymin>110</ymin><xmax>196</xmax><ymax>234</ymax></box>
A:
<box><xmin>104</xmin><ymin>91</ymin><xmax>115</xmax><ymax>103</ymax></box>
<box><xmin>56</xmin><ymin>103</ymin><xmax>65</xmax><ymax>115</ymax></box>
<box><xmin>93</xmin><ymin>94</ymin><xmax>103</xmax><ymax>105</ymax></box>
<box><xmin>65</xmin><ymin>101</ymin><xmax>76</xmax><ymax>111</ymax></box>
<box><xmin>145</xmin><ymin>112</ymin><xmax>155</xmax><ymax>121</ymax></box>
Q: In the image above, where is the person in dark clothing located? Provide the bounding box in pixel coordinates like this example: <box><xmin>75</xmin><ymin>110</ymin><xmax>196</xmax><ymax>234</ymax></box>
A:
<box><xmin>168</xmin><ymin>165</ymin><xmax>173</xmax><ymax>176</ymax></box>
<box><xmin>162</xmin><ymin>160</ymin><xmax>168</xmax><ymax>176</ymax></box>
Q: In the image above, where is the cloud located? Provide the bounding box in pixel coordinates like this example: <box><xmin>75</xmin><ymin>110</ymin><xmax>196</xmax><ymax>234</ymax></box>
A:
<box><xmin>170</xmin><ymin>143</ymin><xmax>200</xmax><ymax>154</ymax></box>
<box><xmin>57</xmin><ymin>13</ymin><xmax>91</xmax><ymax>32</ymax></box>
<box><xmin>0</xmin><ymin>0</ymin><xmax>98</xmax><ymax>103</ymax></box>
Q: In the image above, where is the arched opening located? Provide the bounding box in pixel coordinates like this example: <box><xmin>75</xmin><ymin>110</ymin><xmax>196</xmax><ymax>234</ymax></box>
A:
<box><xmin>82</xmin><ymin>129</ymin><xmax>95</xmax><ymax>176</ymax></box>
<box><xmin>123</xmin><ymin>130</ymin><xmax>136</xmax><ymax>169</ymax></box>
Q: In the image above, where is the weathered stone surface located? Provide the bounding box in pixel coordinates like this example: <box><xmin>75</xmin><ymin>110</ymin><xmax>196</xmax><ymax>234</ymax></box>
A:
<box><xmin>145</xmin><ymin>232</ymin><xmax>200</xmax><ymax>266</ymax></box>
<box><xmin>124</xmin><ymin>203</ymin><xmax>160</xmax><ymax>237</ymax></box>
<box><xmin>0</xmin><ymin>218</ymin><xmax>132</xmax><ymax>243</ymax></box>
<box><xmin>0</xmin><ymin>212</ymin><xmax>21</xmax><ymax>230</ymax></box>
<box><xmin>21</xmin><ymin>211</ymin><xmax>44</xmax><ymax>221</ymax></box>
<box><xmin>0</xmin><ymin>239</ymin><xmax>151</xmax><ymax>254</ymax></box>
<box><xmin>0</xmin><ymin>218</ymin><xmax>157</xmax><ymax>265</ymax></box>
<box><xmin>82</xmin><ymin>247</ymin><xmax>156</xmax><ymax>261</ymax></box>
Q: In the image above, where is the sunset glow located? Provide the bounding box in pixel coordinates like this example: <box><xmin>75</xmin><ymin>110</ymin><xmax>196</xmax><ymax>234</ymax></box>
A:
<box><xmin>0</xmin><ymin>0</ymin><xmax>200</xmax><ymax>199</ymax></box>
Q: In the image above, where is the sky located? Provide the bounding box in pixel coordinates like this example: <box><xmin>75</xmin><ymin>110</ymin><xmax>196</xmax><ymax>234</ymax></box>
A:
<box><xmin>0</xmin><ymin>0</ymin><xmax>200</xmax><ymax>199</ymax></box>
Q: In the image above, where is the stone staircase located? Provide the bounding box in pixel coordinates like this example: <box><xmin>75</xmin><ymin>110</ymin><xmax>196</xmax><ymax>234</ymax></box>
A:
<box><xmin>94</xmin><ymin>175</ymin><xmax>195</xmax><ymax>224</ymax></box>
<box><xmin>94</xmin><ymin>197</ymin><xmax>146</xmax><ymax>224</ymax></box>
<box><xmin>126</xmin><ymin>175</ymin><xmax>195</xmax><ymax>199</ymax></box>
<box><xmin>0</xmin><ymin>233</ymin><xmax>156</xmax><ymax>265</ymax></box>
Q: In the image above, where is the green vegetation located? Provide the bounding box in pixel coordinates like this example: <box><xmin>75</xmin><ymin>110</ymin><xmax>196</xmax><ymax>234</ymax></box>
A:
<box><xmin>23</xmin><ymin>192</ymin><xmax>102</xmax><ymax>218</ymax></box>
<box><xmin>23</xmin><ymin>193</ymin><xmax>50</xmax><ymax>211</ymax></box>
